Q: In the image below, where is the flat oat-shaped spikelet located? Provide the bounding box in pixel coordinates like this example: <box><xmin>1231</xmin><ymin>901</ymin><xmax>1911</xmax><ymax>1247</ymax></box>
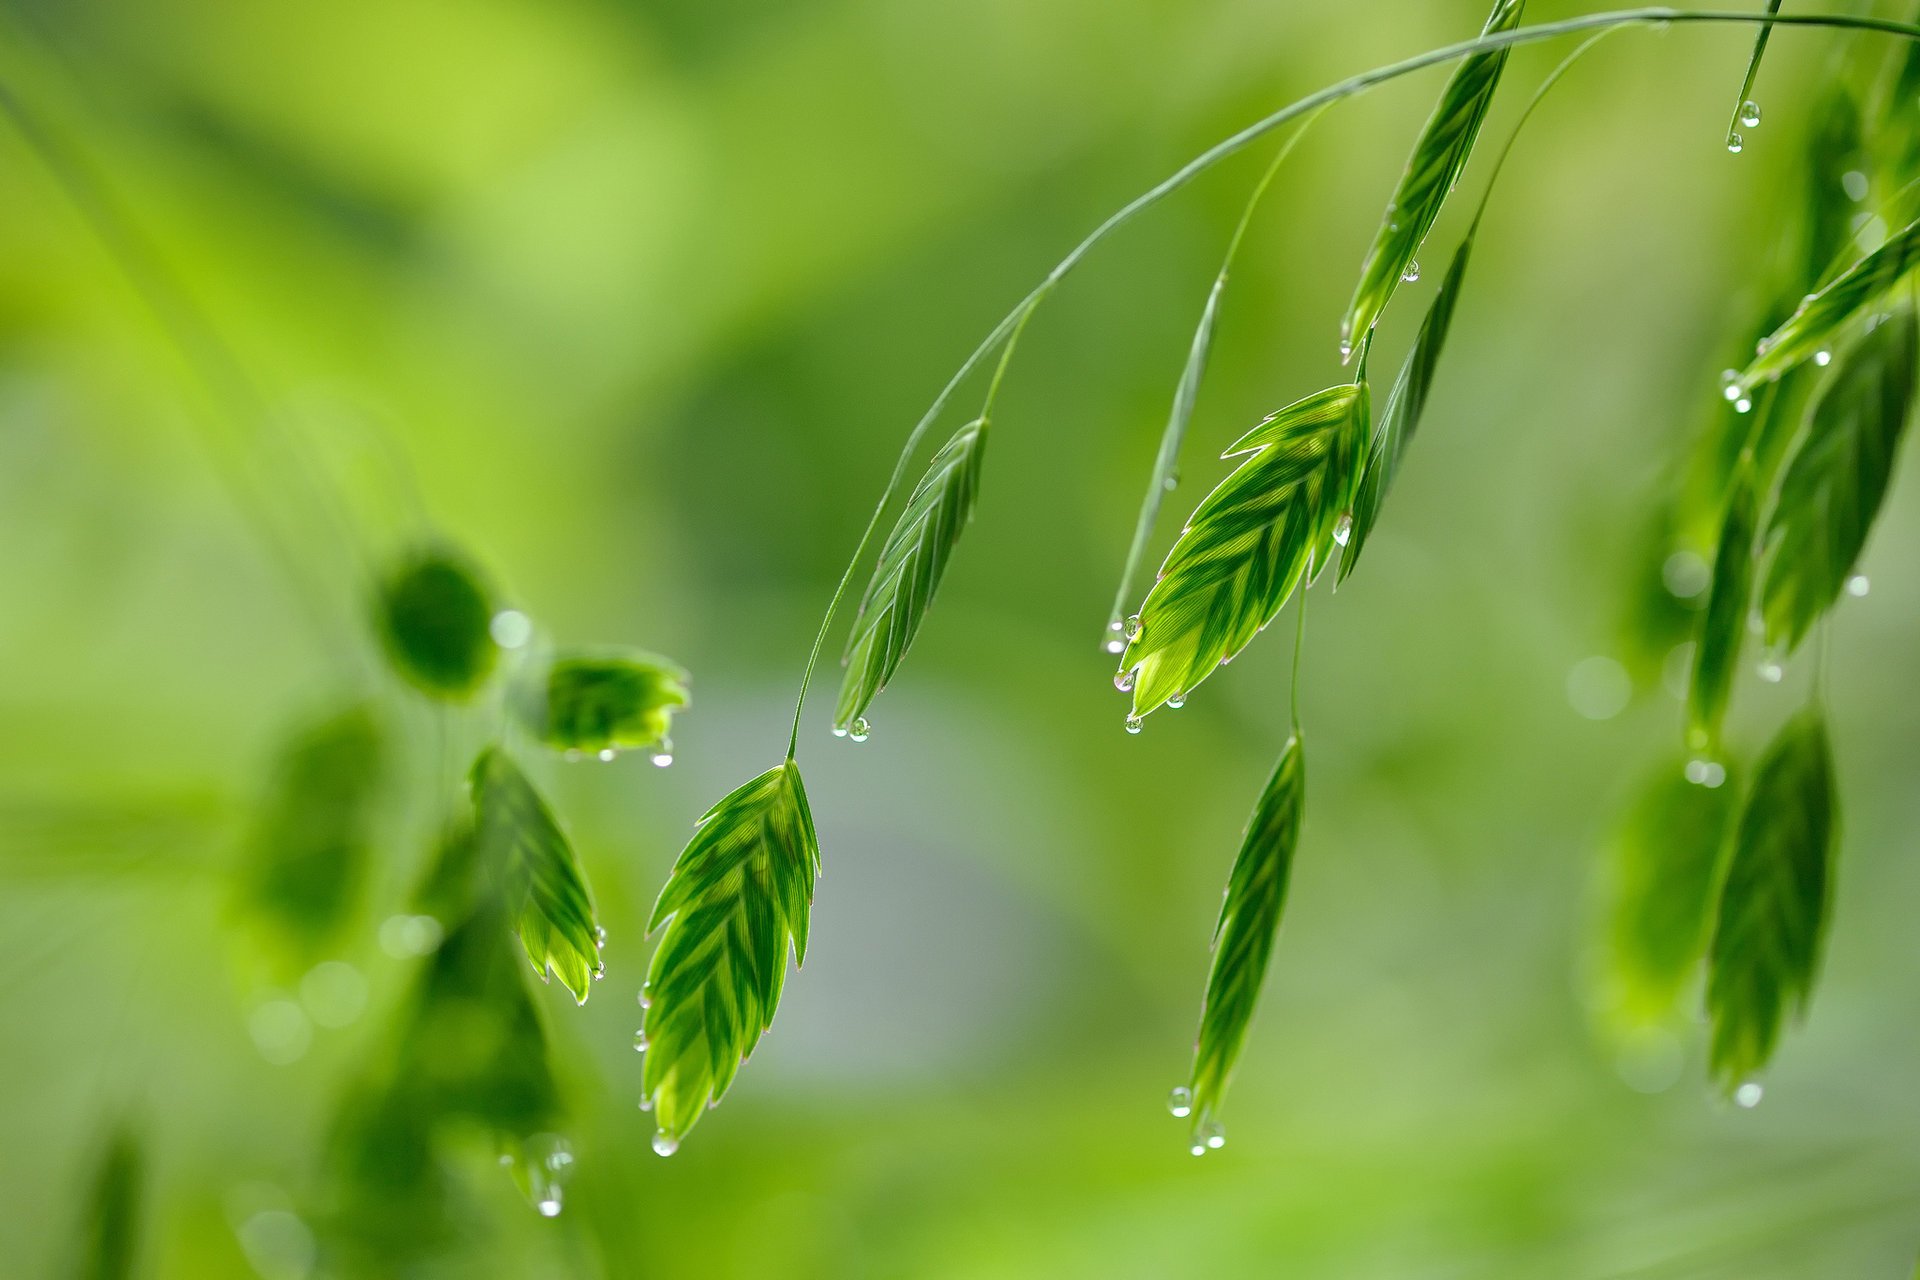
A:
<box><xmin>1120</xmin><ymin>385</ymin><xmax>1368</xmax><ymax>719</ymax></box>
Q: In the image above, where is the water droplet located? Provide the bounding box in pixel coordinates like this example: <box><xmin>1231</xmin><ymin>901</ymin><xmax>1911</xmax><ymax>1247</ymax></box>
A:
<box><xmin>1662</xmin><ymin>550</ymin><xmax>1710</xmax><ymax>599</ymax></box>
<box><xmin>1104</xmin><ymin>639</ymin><xmax>1125</xmax><ymax>654</ymax></box>
<box><xmin>633</xmin><ymin>1031</ymin><xmax>648</xmax><ymax>1052</ymax></box>
<box><xmin>1735</xmin><ymin>1081</ymin><xmax>1764</xmax><ymax>1108</ymax></box>
<box><xmin>1814</xmin><ymin>348</ymin><xmax>1832</xmax><ymax>366</ymax></box>
<box><xmin>848</xmin><ymin>717</ymin><xmax>870</xmax><ymax>743</ymax></box>
<box><xmin>1726</xmin><ymin>132</ymin><xmax>1744</xmax><ymax>154</ymax></box>
<box><xmin>1739</xmin><ymin>100</ymin><xmax>1761</xmax><ymax>129</ymax></box>
<box><xmin>1331</xmin><ymin>512</ymin><xmax>1353</xmax><ymax>546</ymax></box>
<box><xmin>537</xmin><ymin>1194</ymin><xmax>562</xmax><ymax>1217</ymax></box>
<box><xmin>1167</xmin><ymin>1086</ymin><xmax>1193</xmax><ymax>1117</ymax></box>
<box><xmin>831</xmin><ymin>726</ymin><xmax>848</xmax><ymax>737</ymax></box>
<box><xmin>1124</xmin><ymin>714</ymin><xmax>1144</xmax><ymax>736</ymax></box>
<box><xmin>1846</xmin><ymin>574</ymin><xmax>1870</xmax><ymax>597</ymax></box>
<box><xmin>1720</xmin><ymin>369</ymin><xmax>1743</xmax><ymax>401</ymax></box>
<box><xmin>1685</xmin><ymin>758</ymin><xmax>1727</xmax><ymax>789</ymax></box>
<box><xmin>1338</xmin><ymin>339</ymin><xmax>1353</xmax><ymax>362</ymax></box>
<box><xmin>651</xmin><ymin>746</ymin><xmax>674</xmax><ymax>767</ymax></box>
<box><xmin>490</xmin><ymin>609</ymin><xmax>533</xmax><ymax>649</ymax></box>
<box><xmin>1124</xmin><ymin>614</ymin><xmax>1144</xmax><ymax>642</ymax></box>
<box><xmin>651</xmin><ymin>1132</ymin><xmax>679</xmax><ymax>1158</ymax></box>
<box><xmin>597</xmin><ymin>748</ymin><xmax>616</xmax><ymax>762</ymax></box>
<box><xmin>1400</xmin><ymin>260</ymin><xmax>1421</xmax><ymax>283</ymax></box>
<box><xmin>1163</xmin><ymin>468</ymin><xmax>1180</xmax><ymax>492</ymax></box>
<box><xmin>1842</xmin><ymin>170</ymin><xmax>1869</xmax><ymax>202</ymax></box>
<box><xmin>1113</xmin><ymin>668</ymin><xmax>1135</xmax><ymax>693</ymax></box>
<box><xmin>637</xmin><ymin>986</ymin><xmax>651</xmax><ymax>1009</ymax></box>
<box><xmin>1197</xmin><ymin>1120</ymin><xmax>1225</xmax><ymax>1150</ymax></box>
<box><xmin>592</xmin><ymin>962</ymin><xmax>605</xmax><ymax>980</ymax></box>
<box><xmin>1757</xmin><ymin>658</ymin><xmax>1784</xmax><ymax>683</ymax></box>
<box><xmin>1734</xmin><ymin>396</ymin><xmax>1752</xmax><ymax>414</ymax></box>
<box><xmin>1167</xmin><ymin>694</ymin><xmax>1186</xmax><ymax>709</ymax></box>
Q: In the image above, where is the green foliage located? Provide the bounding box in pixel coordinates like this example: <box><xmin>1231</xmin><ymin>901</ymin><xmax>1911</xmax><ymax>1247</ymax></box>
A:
<box><xmin>1188</xmin><ymin>735</ymin><xmax>1304</xmax><ymax>1141</ymax></box>
<box><xmin>1340</xmin><ymin>233</ymin><xmax>1472</xmax><ymax>582</ymax></box>
<box><xmin>1121</xmin><ymin>385</ymin><xmax>1368</xmax><ymax>717</ymax></box>
<box><xmin>837</xmin><ymin>418</ymin><xmax>986</xmax><ymax>733</ymax></box>
<box><xmin>237</xmin><ymin>705</ymin><xmax>384</xmax><ymax>963</ymax></box>
<box><xmin>1758</xmin><ymin>306</ymin><xmax>1916</xmax><ymax>654</ymax></box>
<box><xmin>1687</xmin><ymin>460</ymin><xmax>1756</xmax><ymax>755</ymax></box>
<box><xmin>642</xmin><ymin>761</ymin><xmax>820</xmax><ymax>1150</ymax></box>
<box><xmin>68</xmin><ymin>1125</ymin><xmax>140</xmax><ymax>1280</ymax></box>
<box><xmin>1723</xmin><ymin>0</ymin><xmax>1783</xmax><ymax>152</ymax></box>
<box><xmin>513</xmin><ymin>650</ymin><xmax>689</xmax><ymax>757</ymax></box>
<box><xmin>1707</xmin><ymin>710</ymin><xmax>1837</xmax><ymax>1091</ymax></box>
<box><xmin>1340</xmin><ymin>0</ymin><xmax>1523</xmax><ymax>353</ymax></box>
<box><xmin>470</xmin><ymin>748</ymin><xmax>604</xmax><ymax>1004</ymax></box>
<box><xmin>1601</xmin><ymin>760</ymin><xmax>1740</xmax><ymax>1031</ymax></box>
<box><xmin>376</xmin><ymin>551</ymin><xmax>499</xmax><ymax>699</ymax></box>
<box><xmin>1739</xmin><ymin>216</ymin><xmax>1920</xmax><ymax>386</ymax></box>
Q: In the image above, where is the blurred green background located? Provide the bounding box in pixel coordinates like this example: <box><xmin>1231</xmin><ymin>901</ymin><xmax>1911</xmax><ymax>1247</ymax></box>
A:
<box><xmin>4</xmin><ymin>0</ymin><xmax>1919</xmax><ymax>1275</ymax></box>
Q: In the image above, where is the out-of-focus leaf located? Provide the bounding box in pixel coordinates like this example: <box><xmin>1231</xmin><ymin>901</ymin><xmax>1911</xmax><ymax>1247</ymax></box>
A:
<box><xmin>68</xmin><ymin>1124</ymin><xmax>141</xmax><ymax>1280</ymax></box>
<box><xmin>1707</xmin><ymin>710</ymin><xmax>1837</xmax><ymax>1091</ymax></box>
<box><xmin>1740</xmin><ymin>216</ymin><xmax>1920</xmax><ymax>386</ymax></box>
<box><xmin>1600</xmin><ymin>759</ymin><xmax>1740</xmax><ymax>1032</ymax></box>
<box><xmin>1799</xmin><ymin>88</ymin><xmax>1864</xmax><ymax>293</ymax></box>
<box><xmin>1187</xmin><ymin>734</ymin><xmax>1304</xmax><ymax>1146</ymax></box>
<box><xmin>470</xmin><ymin>748</ymin><xmax>603</xmax><ymax>1004</ymax></box>
<box><xmin>237</xmin><ymin>705</ymin><xmax>384</xmax><ymax>963</ymax></box>
<box><xmin>1121</xmin><ymin>385</ymin><xmax>1368</xmax><ymax>717</ymax></box>
<box><xmin>1340</xmin><ymin>0</ymin><xmax>1524</xmax><ymax>353</ymax></box>
<box><xmin>1687</xmin><ymin>461</ymin><xmax>1756</xmax><ymax>755</ymax></box>
<box><xmin>375</xmin><ymin>550</ymin><xmax>498</xmax><ymax>699</ymax></box>
<box><xmin>836</xmin><ymin>417</ymin><xmax>985</xmax><ymax>734</ymax></box>
<box><xmin>1340</xmin><ymin>231</ymin><xmax>1471</xmax><ymax>582</ymax></box>
<box><xmin>513</xmin><ymin>650</ymin><xmax>689</xmax><ymax>756</ymax></box>
<box><xmin>410</xmin><ymin>818</ymin><xmax>481</xmax><ymax>927</ymax></box>
<box><xmin>642</xmin><ymin>761</ymin><xmax>820</xmax><ymax>1151</ymax></box>
<box><xmin>1759</xmin><ymin>306</ymin><xmax>1916</xmax><ymax>654</ymax></box>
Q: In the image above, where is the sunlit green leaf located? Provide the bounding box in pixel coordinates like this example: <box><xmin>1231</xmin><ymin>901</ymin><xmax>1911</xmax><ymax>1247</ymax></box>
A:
<box><xmin>68</xmin><ymin>1124</ymin><xmax>141</xmax><ymax>1280</ymax></box>
<box><xmin>1600</xmin><ymin>759</ymin><xmax>1740</xmax><ymax>1032</ymax></box>
<box><xmin>642</xmin><ymin>761</ymin><xmax>820</xmax><ymax>1151</ymax></box>
<box><xmin>1758</xmin><ymin>306</ymin><xmax>1916</xmax><ymax>654</ymax></box>
<box><xmin>1707</xmin><ymin>710</ymin><xmax>1837</xmax><ymax>1092</ymax></box>
<box><xmin>1188</xmin><ymin>735</ymin><xmax>1304</xmax><ymax>1143</ymax></box>
<box><xmin>1121</xmin><ymin>385</ymin><xmax>1368</xmax><ymax>717</ymax></box>
<box><xmin>376</xmin><ymin>550</ymin><xmax>498</xmax><ymax>699</ymax></box>
<box><xmin>513</xmin><ymin>650</ymin><xmax>689</xmax><ymax>756</ymax></box>
<box><xmin>1740</xmin><ymin>216</ymin><xmax>1920</xmax><ymax>386</ymax></box>
<box><xmin>237</xmin><ymin>705</ymin><xmax>384</xmax><ymax>963</ymax></box>
<box><xmin>1687</xmin><ymin>460</ymin><xmax>1756</xmax><ymax>755</ymax></box>
<box><xmin>470</xmin><ymin>747</ymin><xmax>603</xmax><ymax>1004</ymax></box>
<box><xmin>1340</xmin><ymin>0</ymin><xmax>1523</xmax><ymax>353</ymax></box>
<box><xmin>1340</xmin><ymin>231</ymin><xmax>1472</xmax><ymax>582</ymax></box>
<box><xmin>837</xmin><ymin>418</ymin><xmax>985</xmax><ymax>733</ymax></box>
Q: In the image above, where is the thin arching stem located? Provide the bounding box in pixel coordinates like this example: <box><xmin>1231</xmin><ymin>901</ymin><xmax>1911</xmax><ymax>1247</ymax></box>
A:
<box><xmin>1289</xmin><ymin>586</ymin><xmax>1308</xmax><ymax>735</ymax></box>
<box><xmin>781</xmin><ymin>7</ymin><xmax>1920</xmax><ymax>753</ymax></box>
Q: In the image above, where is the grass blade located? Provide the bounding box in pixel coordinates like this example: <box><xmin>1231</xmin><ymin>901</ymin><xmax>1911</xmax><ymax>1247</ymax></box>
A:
<box><xmin>514</xmin><ymin>650</ymin><xmax>689</xmax><ymax>759</ymax></box>
<box><xmin>1687</xmin><ymin>460</ymin><xmax>1757</xmax><ymax>755</ymax></box>
<box><xmin>1599</xmin><ymin>758</ymin><xmax>1741</xmax><ymax>1033</ymax></box>
<box><xmin>642</xmin><ymin>761</ymin><xmax>821</xmax><ymax>1151</ymax></box>
<box><xmin>1759</xmin><ymin>305</ymin><xmax>1916</xmax><ymax>655</ymax></box>
<box><xmin>835</xmin><ymin>418</ymin><xmax>987</xmax><ymax>734</ymax></box>
<box><xmin>1186</xmin><ymin>735</ymin><xmax>1305</xmax><ymax>1145</ymax></box>
<box><xmin>470</xmin><ymin>747</ymin><xmax>604</xmax><ymax>1004</ymax></box>
<box><xmin>1340</xmin><ymin>0</ymin><xmax>1525</xmax><ymax>356</ymax></box>
<box><xmin>1724</xmin><ymin>0</ymin><xmax>1784</xmax><ymax>153</ymax></box>
<box><xmin>375</xmin><ymin>550</ymin><xmax>499</xmax><ymax>699</ymax></box>
<box><xmin>1706</xmin><ymin>709</ymin><xmax>1837</xmax><ymax>1092</ymax></box>
<box><xmin>1119</xmin><ymin>385</ymin><xmax>1368</xmax><ymax>718</ymax></box>
<box><xmin>1739</xmin><ymin>215</ymin><xmax>1920</xmax><ymax>386</ymax></box>
<box><xmin>69</xmin><ymin>1124</ymin><xmax>141</xmax><ymax>1280</ymax></box>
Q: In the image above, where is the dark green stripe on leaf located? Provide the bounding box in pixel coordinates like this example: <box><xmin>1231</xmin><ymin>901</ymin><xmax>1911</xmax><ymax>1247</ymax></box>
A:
<box><xmin>1687</xmin><ymin>460</ymin><xmax>1756</xmax><ymax>755</ymax></box>
<box><xmin>376</xmin><ymin>551</ymin><xmax>498</xmax><ymax>699</ymax></box>
<box><xmin>1740</xmin><ymin>216</ymin><xmax>1920</xmax><ymax>387</ymax></box>
<box><xmin>1189</xmin><ymin>735</ymin><xmax>1304</xmax><ymax>1138</ymax></box>
<box><xmin>470</xmin><ymin>747</ymin><xmax>602</xmax><ymax>1004</ymax></box>
<box><xmin>1122</xmin><ymin>385</ymin><xmax>1368</xmax><ymax>717</ymax></box>
<box><xmin>69</xmin><ymin>1125</ymin><xmax>141</xmax><ymax>1280</ymax></box>
<box><xmin>1707</xmin><ymin>710</ymin><xmax>1837</xmax><ymax>1092</ymax></box>
<box><xmin>1340</xmin><ymin>232</ymin><xmax>1473</xmax><ymax>582</ymax></box>
<box><xmin>513</xmin><ymin>650</ymin><xmax>689</xmax><ymax>756</ymax></box>
<box><xmin>1340</xmin><ymin>0</ymin><xmax>1523</xmax><ymax>353</ymax></box>
<box><xmin>1759</xmin><ymin>306</ymin><xmax>1916</xmax><ymax>654</ymax></box>
<box><xmin>642</xmin><ymin>761</ymin><xmax>820</xmax><ymax>1149</ymax></box>
<box><xmin>837</xmin><ymin>418</ymin><xmax>987</xmax><ymax>732</ymax></box>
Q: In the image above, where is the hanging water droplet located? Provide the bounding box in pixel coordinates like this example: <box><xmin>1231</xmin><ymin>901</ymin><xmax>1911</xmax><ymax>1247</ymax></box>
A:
<box><xmin>637</xmin><ymin>986</ymin><xmax>651</xmax><ymax>1009</ymax></box>
<box><xmin>1338</xmin><ymin>339</ymin><xmax>1354</xmax><ymax>362</ymax></box>
<box><xmin>1734</xmin><ymin>1081</ymin><xmax>1764</xmax><ymax>1108</ymax></box>
<box><xmin>537</xmin><ymin>1193</ymin><xmax>562</xmax><ymax>1217</ymax></box>
<box><xmin>633</xmin><ymin>1030</ymin><xmax>648</xmax><ymax>1052</ymax></box>
<box><xmin>1124</xmin><ymin>714</ymin><xmax>1144</xmax><ymax>735</ymax></box>
<box><xmin>1104</xmin><ymin>638</ymin><xmax>1125</xmax><ymax>654</ymax></box>
<box><xmin>1124</xmin><ymin>614</ymin><xmax>1144</xmax><ymax>642</ymax></box>
<box><xmin>848</xmin><ymin>717</ymin><xmax>870</xmax><ymax>743</ymax></box>
<box><xmin>1197</xmin><ymin>1120</ymin><xmax>1225</xmax><ymax>1150</ymax></box>
<box><xmin>1401</xmin><ymin>260</ymin><xmax>1421</xmax><ymax>283</ymax></box>
<box><xmin>1814</xmin><ymin>348</ymin><xmax>1833</xmax><ymax>366</ymax></box>
<box><xmin>1720</xmin><ymin>370</ymin><xmax>1743</xmax><ymax>401</ymax></box>
<box><xmin>651</xmin><ymin>1132</ymin><xmax>679</xmax><ymax>1157</ymax></box>
<box><xmin>1726</xmin><ymin>132</ymin><xmax>1744</xmax><ymax>154</ymax></box>
<box><xmin>1734</xmin><ymin>396</ymin><xmax>1753</xmax><ymax>414</ymax></box>
<box><xmin>594</xmin><ymin>925</ymin><xmax>608</xmax><ymax>946</ymax></box>
<box><xmin>1167</xmin><ymin>694</ymin><xmax>1186</xmax><ymax>709</ymax></box>
<box><xmin>832</xmin><ymin>726</ymin><xmax>849</xmax><ymax>737</ymax></box>
<box><xmin>1163</xmin><ymin>468</ymin><xmax>1181</xmax><ymax>492</ymax></box>
<box><xmin>1189</xmin><ymin>1140</ymin><xmax>1207</xmax><ymax>1157</ymax></box>
<box><xmin>1114</xmin><ymin>668</ymin><xmax>1135</xmax><ymax>693</ymax></box>
<box><xmin>1739</xmin><ymin>100</ymin><xmax>1762</xmax><ymax>129</ymax></box>
<box><xmin>1167</xmin><ymin>1086</ymin><xmax>1193</xmax><ymax>1118</ymax></box>
<box><xmin>651</xmin><ymin>748</ymin><xmax>674</xmax><ymax>768</ymax></box>
<box><xmin>592</xmin><ymin>962</ymin><xmax>605</xmax><ymax>980</ymax></box>
<box><xmin>1332</xmin><ymin>512</ymin><xmax>1353</xmax><ymax>547</ymax></box>
<box><xmin>597</xmin><ymin>748</ymin><xmax>616</xmax><ymax>762</ymax></box>
<box><xmin>1846</xmin><ymin>574</ymin><xmax>1870</xmax><ymax>597</ymax></box>
<box><xmin>1757</xmin><ymin>658</ymin><xmax>1784</xmax><ymax>683</ymax></box>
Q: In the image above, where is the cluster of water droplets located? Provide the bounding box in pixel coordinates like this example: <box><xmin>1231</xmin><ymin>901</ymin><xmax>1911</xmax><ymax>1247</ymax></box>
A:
<box><xmin>501</xmin><ymin>1133</ymin><xmax>575</xmax><ymax>1218</ymax></box>
<box><xmin>832</xmin><ymin>716</ymin><xmax>872</xmax><ymax>742</ymax></box>
<box><xmin>631</xmin><ymin>987</ymin><xmax>680</xmax><ymax>1155</ymax></box>
<box><xmin>1684</xmin><ymin>757</ymin><xmax>1728</xmax><ymax>789</ymax></box>
<box><xmin>1720</xmin><ymin>369</ymin><xmax>1753</xmax><ymax>415</ymax></box>
<box><xmin>1727</xmin><ymin>100</ymin><xmax>1762</xmax><ymax>154</ymax></box>
<box><xmin>1165</xmin><ymin>1087</ymin><xmax>1227</xmax><ymax>1155</ymax></box>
